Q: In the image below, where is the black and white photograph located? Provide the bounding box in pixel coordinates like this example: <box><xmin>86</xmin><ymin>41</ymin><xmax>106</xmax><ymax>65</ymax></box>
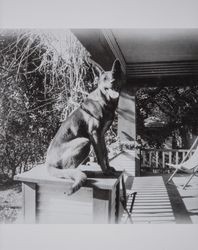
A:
<box><xmin>1</xmin><ymin>28</ymin><xmax>198</xmax><ymax>224</ymax></box>
<box><xmin>0</xmin><ymin>0</ymin><xmax>198</xmax><ymax>249</ymax></box>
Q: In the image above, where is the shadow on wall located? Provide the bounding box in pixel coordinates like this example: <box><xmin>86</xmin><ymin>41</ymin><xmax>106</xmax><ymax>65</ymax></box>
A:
<box><xmin>121</xmin><ymin>131</ymin><xmax>135</xmax><ymax>141</ymax></box>
<box><xmin>117</xmin><ymin>107</ymin><xmax>135</xmax><ymax>123</ymax></box>
<box><xmin>118</xmin><ymin>89</ymin><xmax>136</xmax><ymax>142</ymax></box>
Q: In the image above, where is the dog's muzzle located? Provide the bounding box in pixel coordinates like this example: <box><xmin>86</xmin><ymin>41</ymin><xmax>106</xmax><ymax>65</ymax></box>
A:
<box><xmin>107</xmin><ymin>89</ymin><xmax>119</xmax><ymax>99</ymax></box>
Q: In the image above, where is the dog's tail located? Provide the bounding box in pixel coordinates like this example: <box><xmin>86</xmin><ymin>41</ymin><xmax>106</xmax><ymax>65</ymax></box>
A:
<box><xmin>47</xmin><ymin>167</ymin><xmax>87</xmax><ymax>195</ymax></box>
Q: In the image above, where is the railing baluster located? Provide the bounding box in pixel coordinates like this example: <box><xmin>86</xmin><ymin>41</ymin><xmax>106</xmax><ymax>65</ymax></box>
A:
<box><xmin>162</xmin><ymin>151</ymin><xmax>165</xmax><ymax>169</ymax></box>
<box><xmin>182</xmin><ymin>151</ymin><xmax>186</xmax><ymax>161</ymax></box>
<box><xmin>149</xmin><ymin>151</ymin><xmax>152</xmax><ymax>168</ymax></box>
<box><xmin>176</xmin><ymin>151</ymin><xmax>179</xmax><ymax>165</ymax></box>
<box><xmin>140</xmin><ymin>150</ymin><xmax>146</xmax><ymax>167</ymax></box>
<box><xmin>156</xmin><ymin>151</ymin><xmax>159</xmax><ymax>169</ymax></box>
<box><xmin>146</xmin><ymin>151</ymin><xmax>149</xmax><ymax>167</ymax></box>
<box><xmin>169</xmin><ymin>151</ymin><xmax>172</xmax><ymax>165</ymax></box>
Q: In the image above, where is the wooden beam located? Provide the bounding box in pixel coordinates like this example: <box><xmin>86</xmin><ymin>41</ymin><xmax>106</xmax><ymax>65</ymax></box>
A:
<box><xmin>102</xmin><ymin>29</ymin><xmax>126</xmax><ymax>73</ymax></box>
<box><xmin>71</xmin><ymin>29</ymin><xmax>116</xmax><ymax>71</ymax></box>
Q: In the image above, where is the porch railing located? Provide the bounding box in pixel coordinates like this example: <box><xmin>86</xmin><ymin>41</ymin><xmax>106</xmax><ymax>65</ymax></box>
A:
<box><xmin>140</xmin><ymin>149</ymin><xmax>195</xmax><ymax>173</ymax></box>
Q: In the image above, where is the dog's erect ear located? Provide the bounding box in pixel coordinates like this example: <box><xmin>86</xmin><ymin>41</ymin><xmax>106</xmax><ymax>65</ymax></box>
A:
<box><xmin>111</xmin><ymin>59</ymin><xmax>121</xmax><ymax>79</ymax></box>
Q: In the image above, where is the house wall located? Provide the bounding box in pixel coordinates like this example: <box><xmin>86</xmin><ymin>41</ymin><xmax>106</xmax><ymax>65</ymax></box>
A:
<box><xmin>118</xmin><ymin>84</ymin><xmax>137</xmax><ymax>142</ymax></box>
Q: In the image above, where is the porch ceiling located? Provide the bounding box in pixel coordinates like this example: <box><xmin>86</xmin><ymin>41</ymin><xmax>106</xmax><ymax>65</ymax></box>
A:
<box><xmin>72</xmin><ymin>29</ymin><xmax>198</xmax><ymax>85</ymax></box>
<box><xmin>112</xmin><ymin>29</ymin><xmax>198</xmax><ymax>63</ymax></box>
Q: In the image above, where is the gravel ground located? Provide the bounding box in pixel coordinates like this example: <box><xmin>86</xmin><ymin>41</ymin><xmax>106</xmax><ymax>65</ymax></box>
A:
<box><xmin>0</xmin><ymin>182</ymin><xmax>22</xmax><ymax>223</ymax></box>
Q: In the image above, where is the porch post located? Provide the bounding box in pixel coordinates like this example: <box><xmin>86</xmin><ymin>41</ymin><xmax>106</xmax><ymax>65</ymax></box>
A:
<box><xmin>117</xmin><ymin>85</ymin><xmax>140</xmax><ymax>176</ymax></box>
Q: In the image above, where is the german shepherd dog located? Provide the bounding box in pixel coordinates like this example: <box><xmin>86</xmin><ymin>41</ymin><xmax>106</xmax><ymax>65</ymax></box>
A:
<box><xmin>46</xmin><ymin>59</ymin><xmax>122</xmax><ymax>194</ymax></box>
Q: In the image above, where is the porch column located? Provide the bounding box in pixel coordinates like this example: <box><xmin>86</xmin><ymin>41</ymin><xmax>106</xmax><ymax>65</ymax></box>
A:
<box><xmin>118</xmin><ymin>86</ymin><xmax>136</xmax><ymax>142</ymax></box>
<box><xmin>117</xmin><ymin>85</ymin><xmax>140</xmax><ymax>176</ymax></box>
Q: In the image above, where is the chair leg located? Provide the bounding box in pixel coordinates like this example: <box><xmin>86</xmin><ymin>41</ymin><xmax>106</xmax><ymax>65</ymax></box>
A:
<box><xmin>124</xmin><ymin>209</ymin><xmax>133</xmax><ymax>224</ymax></box>
<box><xmin>120</xmin><ymin>176</ymin><xmax>137</xmax><ymax>224</ymax></box>
<box><xmin>166</xmin><ymin>168</ymin><xmax>178</xmax><ymax>184</ymax></box>
<box><xmin>129</xmin><ymin>192</ymin><xmax>137</xmax><ymax>213</ymax></box>
<box><xmin>124</xmin><ymin>192</ymin><xmax>137</xmax><ymax>224</ymax></box>
<box><xmin>121</xmin><ymin>176</ymin><xmax>127</xmax><ymax>208</ymax></box>
<box><xmin>183</xmin><ymin>172</ymin><xmax>195</xmax><ymax>189</ymax></box>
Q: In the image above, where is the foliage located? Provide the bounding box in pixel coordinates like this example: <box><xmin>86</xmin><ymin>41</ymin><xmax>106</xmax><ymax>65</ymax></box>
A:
<box><xmin>0</xmin><ymin>183</ymin><xmax>22</xmax><ymax>223</ymax></box>
<box><xmin>0</xmin><ymin>29</ymin><xmax>108</xmax><ymax>181</ymax></box>
<box><xmin>136</xmin><ymin>86</ymin><xmax>198</xmax><ymax>148</ymax></box>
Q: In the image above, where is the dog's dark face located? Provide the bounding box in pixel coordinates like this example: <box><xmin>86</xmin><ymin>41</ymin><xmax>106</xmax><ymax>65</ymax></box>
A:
<box><xmin>98</xmin><ymin>60</ymin><xmax>122</xmax><ymax>99</ymax></box>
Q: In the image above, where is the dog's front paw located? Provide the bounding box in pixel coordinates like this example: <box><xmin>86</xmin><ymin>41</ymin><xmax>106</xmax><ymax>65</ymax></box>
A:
<box><xmin>103</xmin><ymin>166</ymin><xmax>117</xmax><ymax>176</ymax></box>
<box><xmin>108</xmin><ymin>166</ymin><xmax>116</xmax><ymax>173</ymax></box>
